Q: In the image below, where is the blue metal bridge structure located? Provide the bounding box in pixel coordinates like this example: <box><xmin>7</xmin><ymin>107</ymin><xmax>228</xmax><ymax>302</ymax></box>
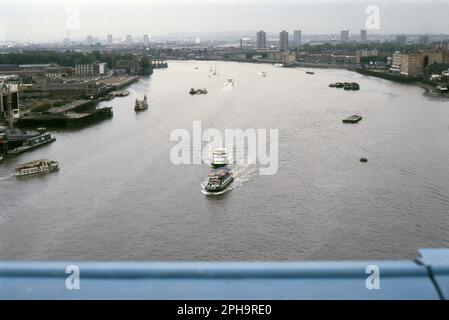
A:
<box><xmin>1</xmin><ymin>249</ymin><xmax>448</xmax><ymax>299</ymax></box>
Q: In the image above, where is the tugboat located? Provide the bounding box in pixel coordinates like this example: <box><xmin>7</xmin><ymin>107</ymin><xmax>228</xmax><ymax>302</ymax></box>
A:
<box><xmin>210</xmin><ymin>148</ymin><xmax>229</xmax><ymax>168</ymax></box>
<box><xmin>204</xmin><ymin>168</ymin><xmax>234</xmax><ymax>194</ymax></box>
<box><xmin>134</xmin><ymin>95</ymin><xmax>148</xmax><ymax>111</ymax></box>
<box><xmin>15</xmin><ymin>159</ymin><xmax>60</xmax><ymax>177</ymax></box>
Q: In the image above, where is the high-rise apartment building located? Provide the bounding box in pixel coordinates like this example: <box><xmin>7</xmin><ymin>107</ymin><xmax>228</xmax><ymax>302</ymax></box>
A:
<box><xmin>256</xmin><ymin>30</ymin><xmax>267</xmax><ymax>50</ymax></box>
<box><xmin>279</xmin><ymin>30</ymin><xmax>289</xmax><ymax>51</ymax></box>
<box><xmin>360</xmin><ymin>30</ymin><xmax>367</xmax><ymax>42</ymax></box>
<box><xmin>143</xmin><ymin>34</ymin><xmax>150</xmax><ymax>47</ymax></box>
<box><xmin>340</xmin><ymin>30</ymin><xmax>349</xmax><ymax>43</ymax></box>
<box><xmin>293</xmin><ymin>30</ymin><xmax>302</xmax><ymax>48</ymax></box>
<box><xmin>126</xmin><ymin>35</ymin><xmax>133</xmax><ymax>46</ymax></box>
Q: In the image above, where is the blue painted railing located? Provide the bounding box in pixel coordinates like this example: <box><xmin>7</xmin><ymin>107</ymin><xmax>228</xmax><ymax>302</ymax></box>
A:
<box><xmin>1</xmin><ymin>249</ymin><xmax>448</xmax><ymax>299</ymax></box>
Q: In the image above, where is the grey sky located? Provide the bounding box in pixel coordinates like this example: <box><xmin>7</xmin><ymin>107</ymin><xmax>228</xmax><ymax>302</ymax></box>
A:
<box><xmin>1</xmin><ymin>0</ymin><xmax>449</xmax><ymax>42</ymax></box>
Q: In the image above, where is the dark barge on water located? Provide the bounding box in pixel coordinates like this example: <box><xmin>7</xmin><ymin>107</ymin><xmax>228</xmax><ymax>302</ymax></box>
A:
<box><xmin>16</xmin><ymin>100</ymin><xmax>113</xmax><ymax>128</ymax></box>
<box><xmin>342</xmin><ymin>115</ymin><xmax>363</xmax><ymax>124</ymax></box>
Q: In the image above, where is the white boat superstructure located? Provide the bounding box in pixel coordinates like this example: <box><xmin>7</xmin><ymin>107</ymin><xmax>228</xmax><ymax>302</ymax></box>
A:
<box><xmin>210</xmin><ymin>148</ymin><xmax>229</xmax><ymax>168</ymax></box>
<box><xmin>436</xmin><ymin>85</ymin><xmax>448</xmax><ymax>92</ymax></box>
<box><xmin>15</xmin><ymin>159</ymin><xmax>60</xmax><ymax>177</ymax></box>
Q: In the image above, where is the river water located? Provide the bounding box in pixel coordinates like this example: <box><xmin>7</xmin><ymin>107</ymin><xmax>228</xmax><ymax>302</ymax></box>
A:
<box><xmin>1</xmin><ymin>60</ymin><xmax>449</xmax><ymax>261</ymax></box>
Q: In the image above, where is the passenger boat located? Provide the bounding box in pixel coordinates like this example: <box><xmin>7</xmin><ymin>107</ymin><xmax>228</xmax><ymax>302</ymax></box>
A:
<box><xmin>189</xmin><ymin>88</ymin><xmax>208</xmax><ymax>95</ymax></box>
<box><xmin>210</xmin><ymin>148</ymin><xmax>229</xmax><ymax>168</ymax></box>
<box><xmin>15</xmin><ymin>159</ymin><xmax>60</xmax><ymax>177</ymax></box>
<box><xmin>342</xmin><ymin>115</ymin><xmax>363</xmax><ymax>124</ymax></box>
<box><xmin>204</xmin><ymin>168</ymin><xmax>234</xmax><ymax>193</ymax></box>
<box><xmin>134</xmin><ymin>95</ymin><xmax>148</xmax><ymax>111</ymax></box>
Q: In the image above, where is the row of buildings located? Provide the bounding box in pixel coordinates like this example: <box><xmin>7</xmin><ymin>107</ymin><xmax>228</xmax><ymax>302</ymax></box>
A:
<box><xmin>85</xmin><ymin>34</ymin><xmax>150</xmax><ymax>47</ymax></box>
<box><xmin>255</xmin><ymin>30</ymin><xmax>302</xmax><ymax>51</ymax></box>
<box><xmin>390</xmin><ymin>42</ymin><xmax>449</xmax><ymax>76</ymax></box>
<box><xmin>253</xmin><ymin>29</ymin><xmax>372</xmax><ymax>51</ymax></box>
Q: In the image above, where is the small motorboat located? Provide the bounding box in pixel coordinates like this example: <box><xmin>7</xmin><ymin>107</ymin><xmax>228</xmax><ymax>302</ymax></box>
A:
<box><xmin>15</xmin><ymin>159</ymin><xmax>60</xmax><ymax>177</ymax></box>
<box><xmin>306</xmin><ymin>71</ymin><xmax>315</xmax><ymax>75</ymax></box>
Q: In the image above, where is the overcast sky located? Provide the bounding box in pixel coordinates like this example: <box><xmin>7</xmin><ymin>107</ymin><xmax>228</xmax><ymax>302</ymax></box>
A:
<box><xmin>1</xmin><ymin>0</ymin><xmax>449</xmax><ymax>42</ymax></box>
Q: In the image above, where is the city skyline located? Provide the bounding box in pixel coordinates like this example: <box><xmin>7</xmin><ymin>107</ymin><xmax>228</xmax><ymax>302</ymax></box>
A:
<box><xmin>1</xmin><ymin>0</ymin><xmax>449</xmax><ymax>42</ymax></box>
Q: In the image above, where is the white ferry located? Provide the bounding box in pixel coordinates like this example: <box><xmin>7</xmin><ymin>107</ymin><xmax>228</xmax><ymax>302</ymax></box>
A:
<box><xmin>15</xmin><ymin>159</ymin><xmax>60</xmax><ymax>177</ymax></box>
<box><xmin>210</xmin><ymin>148</ymin><xmax>229</xmax><ymax>168</ymax></box>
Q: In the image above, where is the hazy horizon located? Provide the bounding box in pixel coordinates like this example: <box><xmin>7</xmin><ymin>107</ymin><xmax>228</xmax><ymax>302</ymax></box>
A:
<box><xmin>1</xmin><ymin>0</ymin><xmax>449</xmax><ymax>42</ymax></box>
